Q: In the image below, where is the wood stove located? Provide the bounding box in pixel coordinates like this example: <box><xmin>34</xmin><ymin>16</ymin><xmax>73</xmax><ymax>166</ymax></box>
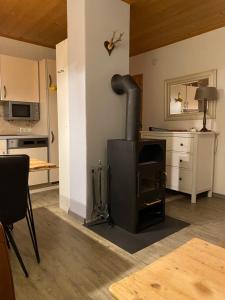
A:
<box><xmin>108</xmin><ymin>139</ymin><xmax>166</xmax><ymax>233</ymax></box>
<box><xmin>108</xmin><ymin>74</ymin><xmax>166</xmax><ymax>233</ymax></box>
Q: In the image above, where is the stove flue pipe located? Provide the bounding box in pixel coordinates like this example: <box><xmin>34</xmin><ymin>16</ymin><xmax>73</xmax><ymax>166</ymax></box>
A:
<box><xmin>111</xmin><ymin>74</ymin><xmax>141</xmax><ymax>141</ymax></box>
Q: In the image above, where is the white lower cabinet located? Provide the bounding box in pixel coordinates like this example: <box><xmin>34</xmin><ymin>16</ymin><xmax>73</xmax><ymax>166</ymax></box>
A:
<box><xmin>141</xmin><ymin>131</ymin><xmax>216</xmax><ymax>203</ymax></box>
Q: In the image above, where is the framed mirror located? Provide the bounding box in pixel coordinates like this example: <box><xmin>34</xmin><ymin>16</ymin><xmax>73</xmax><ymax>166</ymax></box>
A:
<box><xmin>165</xmin><ymin>70</ymin><xmax>217</xmax><ymax>121</ymax></box>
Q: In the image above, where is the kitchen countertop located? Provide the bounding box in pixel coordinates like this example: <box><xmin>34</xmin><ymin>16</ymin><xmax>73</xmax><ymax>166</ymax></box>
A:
<box><xmin>0</xmin><ymin>135</ymin><xmax>48</xmax><ymax>140</ymax></box>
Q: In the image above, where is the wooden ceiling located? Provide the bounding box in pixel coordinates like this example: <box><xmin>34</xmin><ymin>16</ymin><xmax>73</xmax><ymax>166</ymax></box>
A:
<box><xmin>0</xmin><ymin>0</ymin><xmax>67</xmax><ymax>48</ymax></box>
<box><xmin>0</xmin><ymin>0</ymin><xmax>225</xmax><ymax>56</ymax></box>
<box><xmin>127</xmin><ymin>0</ymin><xmax>225</xmax><ymax>56</ymax></box>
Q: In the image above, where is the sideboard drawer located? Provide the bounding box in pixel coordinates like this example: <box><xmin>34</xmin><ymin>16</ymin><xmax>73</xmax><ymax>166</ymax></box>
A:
<box><xmin>166</xmin><ymin>166</ymin><xmax>192</xmax><ymax>192</ymax></box>
<box><xmin>166</xmin><ymin>151</ymin><xmax>193</xmax><ymax>169</ymax></box>
<box><xmin>142</xmin><ymin>134</ymin><xmax>193</xmax><ymax>153</ymax></box>
<box><xmin>167</xmin><ymin>137</ymin><xmax>193</xmax><ymax>153</ymax></box>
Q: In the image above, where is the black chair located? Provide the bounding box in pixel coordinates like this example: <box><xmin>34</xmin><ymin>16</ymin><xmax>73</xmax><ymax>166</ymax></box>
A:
<box><xmin>0</xmin><ymin>155</ymin><xmax>40</xmax><ymax>277</ymax></box>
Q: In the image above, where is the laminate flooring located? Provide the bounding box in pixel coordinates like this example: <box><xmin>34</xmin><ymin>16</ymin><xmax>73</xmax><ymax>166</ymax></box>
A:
<box><xmin>11</xmin><ymin>190</ymin><xmax>225</xmax><ymax>300</ymax></box>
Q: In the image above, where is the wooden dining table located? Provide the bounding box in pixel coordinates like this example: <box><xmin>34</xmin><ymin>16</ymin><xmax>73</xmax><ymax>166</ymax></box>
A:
<box><xmin>109</xmin><ymin>238</ymin><xmax>225</xmax><ymax>300</ymax></box>
<box><xmin>29</xmin><ymin>159</ymin><xmax>57</xmax><ymax>171</ymax></box>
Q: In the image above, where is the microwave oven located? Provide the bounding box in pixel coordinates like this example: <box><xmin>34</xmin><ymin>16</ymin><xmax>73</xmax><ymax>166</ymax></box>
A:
<box><xmin>4</xmin><ymin>101</ymin><xmax>40</xmax><ymax>121</ymax></box>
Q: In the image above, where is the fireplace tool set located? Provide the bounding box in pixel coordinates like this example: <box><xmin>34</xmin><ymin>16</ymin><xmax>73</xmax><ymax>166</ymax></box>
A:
<box><xmin>86</xmin><ymin>160</ymin><xmax>109</xmax><ymax>227</ymax></box>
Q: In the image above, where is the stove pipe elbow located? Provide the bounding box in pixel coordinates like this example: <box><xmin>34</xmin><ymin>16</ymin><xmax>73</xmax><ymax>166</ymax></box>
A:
<box><xmin>111</xmin><ymin>74</ymin><xmax>141</xmax><ymax>141</ymax></box>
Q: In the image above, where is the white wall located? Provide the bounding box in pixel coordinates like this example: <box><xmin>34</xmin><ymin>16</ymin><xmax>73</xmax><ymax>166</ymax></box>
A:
<box><xmin>67</xmin><ymin>0</ymin><xmax>130</xmax><ymax>218</ymax></box>
<box><xmin>67</xmin><ymin>0</ymin><xmax>87</xmax><ymax>218</ymax></box>
<box><xmin>56</xmin><ymin>40</ymin><xmax>70</xmax><ymax>212</ymax></box>
<box><xmin>85</xmin><ymin>0</ymin><xmax>130</xmax><ymax>218</ymax></box>
<box><xmin>0</xmin><ymin>36</ymin><xmax>55</xmax><ymax>60</ymax></box>
<box><xmin>130</xmin><ymin>26</ymin><xmax>225</xmax><ymax>195</ymax></box>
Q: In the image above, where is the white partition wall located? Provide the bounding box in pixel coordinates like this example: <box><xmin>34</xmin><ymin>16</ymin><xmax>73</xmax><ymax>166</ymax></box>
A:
<box><xmin>56</xmin><ymin>40</ymin><xmax>70</xmax><ymax>212</ymax></box>
<box><xmin>66</xmin><ymin>0</ymin><xmax>130</xmax><ymax>219</ymax></box>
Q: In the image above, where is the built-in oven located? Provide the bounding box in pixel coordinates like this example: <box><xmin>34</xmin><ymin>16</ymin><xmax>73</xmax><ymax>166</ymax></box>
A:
<box><xmin>4</xmin><ymin>101</ymin><xmax>40</xmax><ymax>121</ymax></box>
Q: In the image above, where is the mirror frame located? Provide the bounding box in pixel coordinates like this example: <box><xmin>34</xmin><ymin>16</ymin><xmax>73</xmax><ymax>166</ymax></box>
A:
<box><xmin>164</xmin><ymin>69</ymin><xmax>217</xmax><ymax>121</ymax></box>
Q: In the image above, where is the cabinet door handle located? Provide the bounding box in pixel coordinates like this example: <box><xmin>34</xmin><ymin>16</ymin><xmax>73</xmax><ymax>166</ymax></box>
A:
<box><xmin>57</xmin><ymin>69</ymin><xmax>64</xmax><ymax>74</ymax></box>
<box><xmin>179</xmin><ymin>177</ymin><xmax>182</xmax><ymax>181</ymax></box>
<box><xmin>49</xmin><ymin>74</ymin><xmax>52</xmax><ymax>87</ymax></box>
<box><xmin>180</xmin><ymin>143</ymin><xmax>184</xmax><ymax>147</ymax></box>
<box><xmin>180</xmin><ymin>159</ymin><xmax>183</xmax><ymax>163</ymax></box>
<box><xmin>3</xmin><ymin>86</ymin><xmax>7</xmax><ymax>99</ymax></box>
<box><xmin>51</xmin><ymin>131</ymin><xmax>55</xmax><ymax>144</ymax></box>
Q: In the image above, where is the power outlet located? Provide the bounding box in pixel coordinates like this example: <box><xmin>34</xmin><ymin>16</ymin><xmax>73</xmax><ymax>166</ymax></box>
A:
<box><xmin>19</xmin><ymin>127</ymin><xmax>32</xmax><ymax>134</ymax></box>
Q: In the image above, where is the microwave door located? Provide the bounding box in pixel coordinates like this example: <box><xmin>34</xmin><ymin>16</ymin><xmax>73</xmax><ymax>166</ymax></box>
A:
<box><xmin>11</xmin><ymin>103</ymin><xmax>31</xmax><ymax>120</ymax></box>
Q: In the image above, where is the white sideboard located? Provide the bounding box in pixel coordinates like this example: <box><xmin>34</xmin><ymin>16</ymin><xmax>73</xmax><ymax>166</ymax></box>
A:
<box><xmin>141</xmin><ymin>131</ymin><xmax>216</xmax><ymax>203</ymax></box>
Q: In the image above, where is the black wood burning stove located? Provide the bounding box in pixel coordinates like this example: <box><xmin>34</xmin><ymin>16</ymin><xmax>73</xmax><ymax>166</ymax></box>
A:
<box><xmin>108</xmin><ymin>75</ymin><xmax>166</xmax><ymax>233</ymax></box>
<box><xmin>108</xmin><ymin>139</ymin><xmax>166</xmax><ymax>233</ymax></box>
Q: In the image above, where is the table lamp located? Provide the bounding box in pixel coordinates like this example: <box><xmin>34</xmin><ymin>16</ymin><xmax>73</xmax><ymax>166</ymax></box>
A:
<box><xmin>195</xmin><ymin>87</ymin><xmax>217</xmax><ymax>132</ymax></box>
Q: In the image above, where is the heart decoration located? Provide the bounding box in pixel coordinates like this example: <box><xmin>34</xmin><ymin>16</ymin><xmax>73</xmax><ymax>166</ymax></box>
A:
<box><xmin>104</xmin><ymin>41</ymin><xmax>114</xmax><ymax>56</ymax></box>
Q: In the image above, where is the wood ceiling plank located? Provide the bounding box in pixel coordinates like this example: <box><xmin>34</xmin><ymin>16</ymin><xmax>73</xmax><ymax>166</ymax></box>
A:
<box><xmin>129</xmin><ymin>0</ymin><xmax>225</xmax><ymax>56</ymax></box>
<box><xmin>0</xmin><ymin>0</ymin><xmax>67</xmax><ymax>48</ymax></box>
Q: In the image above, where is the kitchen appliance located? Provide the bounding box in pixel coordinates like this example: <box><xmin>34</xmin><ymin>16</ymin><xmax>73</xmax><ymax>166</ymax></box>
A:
<box><xmin>4</xmin><ymin>101</ymin><xmax>40</xmax><ymax>121</ymax></box>
<box><xmin>7</xmin><ymin>137</ymin><xmax>48</xmax><ymax>186</ymax></box>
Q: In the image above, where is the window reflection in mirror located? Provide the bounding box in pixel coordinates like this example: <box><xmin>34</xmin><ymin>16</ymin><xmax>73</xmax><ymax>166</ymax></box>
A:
<box><xmin>165</xmin><ymin>70</ymin><xmax>216</xmax><ymax>121</ymax></box>
<box><xmin>169</xmin><ymin>78</ymin><xmax>209</xmax><ymax>115</ymax></box>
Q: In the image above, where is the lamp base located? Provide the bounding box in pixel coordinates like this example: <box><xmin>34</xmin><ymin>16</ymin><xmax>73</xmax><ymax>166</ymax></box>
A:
<box><xmin>201</xmin><ymin>101</ymin><xmax>209</xmax><ymax>132</ymax></box>
<box><xmin>200</xmin><ymin>127</ymin><xmax>211</xmax><ymax>132</ymax></box>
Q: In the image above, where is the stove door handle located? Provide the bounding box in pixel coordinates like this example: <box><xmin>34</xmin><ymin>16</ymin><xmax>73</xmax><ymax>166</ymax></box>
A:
<box><xmin>137</xmin><ymin>172</ymin><xmax>140</xmax><ymax>197</ymax></box>
<box><xmin>160</xmin><ymin>171</ymin><xmax>167</xmax><ymax>188</ymax></box>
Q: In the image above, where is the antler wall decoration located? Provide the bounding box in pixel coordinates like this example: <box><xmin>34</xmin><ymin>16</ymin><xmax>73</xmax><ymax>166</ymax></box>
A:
<box><xmin>104</xmin><ymin>31</ymin><xmax>124</xmax><ymax>56</ymax></box>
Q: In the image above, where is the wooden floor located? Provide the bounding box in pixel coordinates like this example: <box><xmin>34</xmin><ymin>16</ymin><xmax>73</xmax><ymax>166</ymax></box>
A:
<box><xmin>10</xmin><ymin>190</ymin><xmax>225</xmax><ymax>300</ymax></box>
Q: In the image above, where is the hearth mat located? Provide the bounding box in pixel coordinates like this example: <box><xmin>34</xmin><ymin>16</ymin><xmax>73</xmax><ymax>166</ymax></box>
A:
<box><xmin>85</xmin><ymin>216</ymin><xmax>189</xmax><ymax>254</ymax></box>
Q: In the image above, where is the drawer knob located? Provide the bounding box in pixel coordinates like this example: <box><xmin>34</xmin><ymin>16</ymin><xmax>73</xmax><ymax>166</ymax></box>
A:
<box><xmin>180</xmin><ymin>159</ymin><xmax>183</xmax><ymax>163</ymax></box>
<box><xmin>180</xmin><ymin>143</ymin><xmax>184</xmax><ymax>146</ymax></box>
<box><xmin>179</xmin><ymin>177</ymin><xmax>182</xmax><ymax>181</ymax></box>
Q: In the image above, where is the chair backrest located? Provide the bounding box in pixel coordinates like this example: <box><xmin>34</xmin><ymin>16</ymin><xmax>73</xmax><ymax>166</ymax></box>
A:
<box><xmin>0</xmin><ymin>155</ymin><xmax>29</xmax><ymax>225</ymax></box>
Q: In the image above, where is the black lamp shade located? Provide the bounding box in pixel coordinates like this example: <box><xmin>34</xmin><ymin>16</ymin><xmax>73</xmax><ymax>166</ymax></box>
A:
<box><xmin>195</xmin><ymin>87</ymin><xmax>217</xmax><ymax>101</ymax></box>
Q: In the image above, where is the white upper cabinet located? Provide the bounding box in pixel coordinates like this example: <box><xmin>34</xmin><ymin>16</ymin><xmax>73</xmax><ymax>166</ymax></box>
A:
<box><xmin>0</xmin><ymin>55</ymin><xmax>39</xmax><ymax>102</ymax></box>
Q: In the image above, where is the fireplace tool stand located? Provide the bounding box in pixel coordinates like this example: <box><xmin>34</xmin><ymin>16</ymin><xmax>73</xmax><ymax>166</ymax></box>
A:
<box><xmin>85</xmin><ymin>161</ymin><xmax>112</xmax><ymax>227</ymax></box>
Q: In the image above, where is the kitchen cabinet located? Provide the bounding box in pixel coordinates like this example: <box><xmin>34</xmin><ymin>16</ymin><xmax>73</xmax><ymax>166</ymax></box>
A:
<box><xmin>37</xmin><ymin>59</ymin><xmax>59</xmax><ymax>183</ymax></box>
<box><xmin>0</xmin><ymin>55</ymin><xmax>39</xmax><ymax>102</ymax></box>
<box><xmin>56</xmin><ymin>39</ymin><xmax>70</xmax><ymax>211</ymax></box>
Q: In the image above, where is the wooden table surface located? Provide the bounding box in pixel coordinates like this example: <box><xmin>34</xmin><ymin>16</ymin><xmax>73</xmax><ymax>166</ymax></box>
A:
<box><xmin>109</xmin><ymin>238</ymin><xmax>225</xmax><ymax>300</ymax></box>
<box><xmin>29</xmin><ymin>159</ymin><xmax>57</xmax><ymax>171</ymax></box>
